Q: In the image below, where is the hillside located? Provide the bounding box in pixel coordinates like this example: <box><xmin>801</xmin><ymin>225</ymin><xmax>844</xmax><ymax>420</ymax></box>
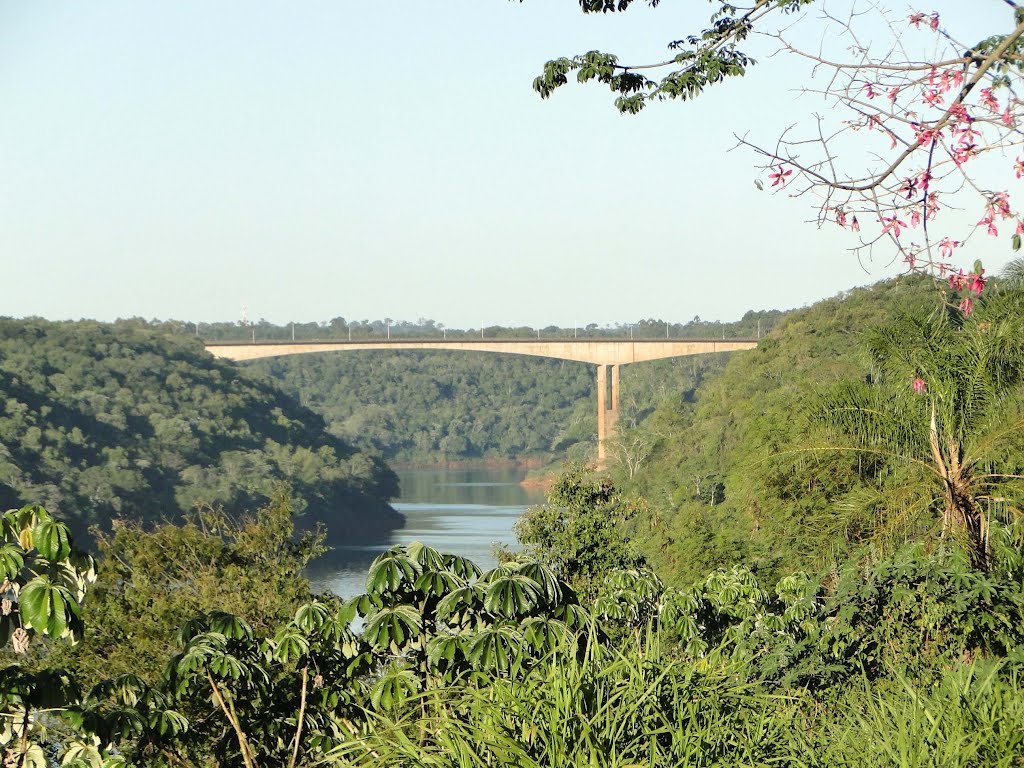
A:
<box><xmin>612</xmin><ymin>277</ymin><xmax>948</xmax><ymax>584</ymax></box>
<box><xmin>0</xmin><ymin>318</ymin><xmax>400</xmax><ymax>541</ymax></box>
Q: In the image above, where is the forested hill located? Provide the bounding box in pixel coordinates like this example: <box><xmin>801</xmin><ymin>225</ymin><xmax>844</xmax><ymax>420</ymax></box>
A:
<box><xmin>0</xmin><ymin>318</ymin><xmax>400</xmax><ymax>540</ymax></box>
<box><xmin>612</xmin><ymin>276</ymin><xmax>946</xmax><ymax>585</ymax></box>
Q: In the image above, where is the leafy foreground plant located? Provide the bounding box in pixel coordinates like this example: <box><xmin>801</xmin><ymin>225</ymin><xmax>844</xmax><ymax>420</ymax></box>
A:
<box><xmin>0</xmin><ymin>505</ymin><xmax>95</xmax><ymax>767</ymax></box>
<box><xmin>329</xmin><ymin>635</ymin><xmax>787</xmax><ymax>768</ymax></box>
<box><xmin>791</xmin><ymin>662</ymin><xmax>1024</xmax><ymax>768</ymax></box>
<box><xmin>4</xmin><ymin>504</ymin><xmax>1024</xmax><ymax>767</ymax></box>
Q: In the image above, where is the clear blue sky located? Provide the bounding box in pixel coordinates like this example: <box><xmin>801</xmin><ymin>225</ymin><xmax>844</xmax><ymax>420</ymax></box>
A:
<box><xmin>0</xmin><ymin>1</ymin><xmax>1014</xmax><ymax>328</ymax></box>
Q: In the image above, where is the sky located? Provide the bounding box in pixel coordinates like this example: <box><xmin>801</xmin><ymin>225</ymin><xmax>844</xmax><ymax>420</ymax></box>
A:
<box><xmin>0</xmin><ymin>1</ymin><xmax>1017</xmax><ymax>328</ymax></box>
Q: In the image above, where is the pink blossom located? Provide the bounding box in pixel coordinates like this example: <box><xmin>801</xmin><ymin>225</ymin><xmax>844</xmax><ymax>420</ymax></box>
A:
<box><xmin>978</xmin><ymin>210</ymin><xmax>999</xmax><ymax>237</ymax></box>
<box><xmin>909</xmin><ymin>12</ymin><xmax>926</xmax><ymax>27</ymax></box>
<box><xmin>980</xmin><ymin>87</ymin><xmax>999</xmax><ymax>113</ymax></box>
<box><xmin>938</xmin><ymin>237</ymin><xmax>958</xmax><ymax>259</ymax></box>
<box><xmin>952</xmin><ymin>144</ymin><xmax>977</xmax><ymax>168</ymax></box>
<box><xmin>769</xmin><ymin>164</ymin><xmax>792</xmax><ymax>187</ymax></box>
<box><xmin>910</xmin><ymin>210</ymin><xmax>922</xmax><ymax>228</ymax></box>
<box><xmin>835</xmin><ymin>209</ymin><xmax>848</xmax><ymax>228</ymax></box>
<box><xmin>949</xmin><ymin>270</ymin><xmax>967</xmax><ymax>290</ymax></box>
<box><xmin>917</xmin><ymin>170</ymin><xmax>932</xmax><ymax>191</ymax></box>
<box><xmin>1015</xmin><ymin>157</ymin><xmax>1024</xmax><ymax>179</ymax></box>
<box><xmin>955</xmin><ymin>124</ymin><xmax>981</xmax><ymax>145</ymax></box>
<box><xmin>991</xmin><ymin>192</ymin><xmax>1012</xmax><ymax>219</ymax></box>
<box><xmin>959</xmin><ymin>296</ymin><xmax>974</xmax><ymax>315</ymax></box>
<box><xmin>881</xmin><ymin>216</ymin><xmax>909</xmax><ymax>237</ymax></box>
<box><xmin>903</xmin><ymin>252</ymin><xmax>917</xmax><ymax>268</ymax></box>
<box><xmin>913</xmin><ymin>124</ymin><xmax>938</xmax><ymax>147</ymax></box>
<box><xmin>968</xmin><ymin>272</ymin><xmax>986</xmax><ymax>295</ymax></box>
<box><xmin>948</xmin><ymin>103</ymin><xmax>969</xmax><ymax>124</ymax></box>
<box><xmin>912</xmin><ymin>377</ymin><xmax>927</xmax><ymax>394</ymax></box>
<box><xmin>888</xmin><ymin>87</ymin><xmax>900</xmax><ymax>104</ymax></box>
<box><xmin>1017</xmin><ymin>220</ymin><xmax>1024</xmax><ymax>236</ymax></box>
<box><xmin>929</xmin><ymin>12</ymin><xmax>940</xmax><ymax>30</ymax></box>
<box><xmin>923</xmin><ymin>89</ymin><xmax>944</xmax><ymax>108</ymax></box>
<box><xmin>863</xmin><ymin>83</ymin><xmax>878</xmax><ymax>99</ymax></box>
<box><xmin>1003</xmin><ymin>105</ymin><xmax>1014</xmax><ymax>126</ymax></box>
<box><xmin>950</xmin><ymin>69</ymin><xmax>965</xmax><ymax>89</ymax></box>
<box><xmin>850</xmin><ymin>215</ymin><xmax>861</xmax><ymax>233</ymax></box>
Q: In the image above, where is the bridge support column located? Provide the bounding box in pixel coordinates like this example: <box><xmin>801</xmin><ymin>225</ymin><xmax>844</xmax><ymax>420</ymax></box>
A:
<box><xmin>596</xmin><ymin>364</ymin><xmax>620</xmax><ymax>466</ymax></box>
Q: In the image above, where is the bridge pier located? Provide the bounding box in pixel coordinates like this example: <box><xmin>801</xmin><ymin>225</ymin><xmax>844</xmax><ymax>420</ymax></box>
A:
<box><xmin>596</xmin><ymin>364</ymin><xmax>620</xmax><ymax>466</ymax></box>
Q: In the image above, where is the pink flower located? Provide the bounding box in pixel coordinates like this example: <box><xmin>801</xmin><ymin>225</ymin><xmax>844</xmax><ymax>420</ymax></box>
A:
<box><xmin>888</xmin><ymin>87</ymin><xmax>900</xmax><ymax>104</ymax></box>
<box><xmin>909</xmin><ymin>12</ymin><xmax>926</xmax><ymax>27</ymax></box>
<box><xmin>910</xmin><ymin>210</ymin><xmax>922</xmax><ymax>228</ymax></box>
<box><xmin>938</xmin><ymin>237</ymin><xmax>958</xmax><ymax>259</ymax></box>
<box><xmin>1016</xmin><ymin>220</ymin><xmax>1024</xmax><ymax>235</ymax></box>
<box><xmin>913</xmin><ymin>124</ymin><xmax>938</xmax><ymax>147</ymax></box>
<box><xmin>969</xmin><ymin>273</ymin><xmax>986</xmax><ymax>295</ymax></box>
<box><xmin>881</xmin><ymin>216</ymin><xmax>909</xmax><ymax>237</ymax></box>
<box><xmin>912</xmin><ymin>377</ymin><xmax>927</xmax><ymax>394</ymax></box>
<box><xmin>1003</xmin><ymin>105</ymin><xmax>1014</xmax><ymax>127</ymax></box>
<box><xmin>929</xmin><ymin>12</ymin><xmax>940</xmax><ymax>30</ymax></box>
<box><xmin>769</xmin><ymin>164</ymin><xmax>792</xmax><ymax>187</ymax></box>
<box><xmin>863</xmin><ymin>83</ymin><xmax>878</xmax><ymax>99</ymax></box>
<box><xmin>850</xmin><ymin>215</ymin><xmax>861</xmax><ymax>233</ymax></box>
<box><xmin>949</xmin><ymin>270</ymin><xmax>967</xmax><ymax>290</ymax></box>
<box><xmin>992</xmin><ymin>191</ymin><xmax>1012</xmax><ymax>218</ymax></box>
<box><xmin>923</xmin><ymin>89</ymin><xmax>944</xmax><ymax>108</ymax></box>
<box><xmin>949</xmin><ymin>103</ymin><xmax>969</xmax><ymax>124</ymax></box>
<box><xmin>980</xmin><ymin>87</ymin><xmax>999</xmax><ymax>113</ymax></box>
<box><xmin>1015</xmin><ymin>157</ymin><xmax>1024</xmax><ymax>179</ymax></box>
<box><xmin>978</xmin><ymin>210</ymin><xmax>999</xmax><ymax>237</ymax></box>
<box><xmin>835</xmin><ymin>209</ymin><xmax>848</xmax><ymax>228</ymax></box>
<box><xmin>959</xmin><ymin>296</ymin><xmax>974</xmax><ymax>315</ymax></box>
<box><xmin>903</xmin><ymin>251</ymin><xmax>917</xmax><ymax>268</ymax></box>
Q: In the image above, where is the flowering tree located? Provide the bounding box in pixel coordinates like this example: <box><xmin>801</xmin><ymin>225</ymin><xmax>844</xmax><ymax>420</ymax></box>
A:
<box><xmin>529</xmin><ymin>0</ymin><xmax>1024</xmax><ymax>311</ymax></box>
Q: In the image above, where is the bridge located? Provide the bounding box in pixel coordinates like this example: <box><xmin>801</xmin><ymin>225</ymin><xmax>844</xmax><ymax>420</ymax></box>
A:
<box><xmin>206</xmin><ymin>339</ymin><xmax>759</xmax><ymax>464</ymax></box>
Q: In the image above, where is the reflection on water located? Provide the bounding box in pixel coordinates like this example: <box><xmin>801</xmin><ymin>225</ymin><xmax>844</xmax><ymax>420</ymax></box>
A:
<box><xmin>307</xmin><ymin>467</ymin><xmax>546</xmax><ymax>598</ymax></box>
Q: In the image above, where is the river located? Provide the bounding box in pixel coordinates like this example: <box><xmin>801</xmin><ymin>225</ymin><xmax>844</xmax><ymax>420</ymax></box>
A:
<box><xmin>307</xmin><ymin>466</ymin><xmax>547</xmax><ymax>598</ymax></box>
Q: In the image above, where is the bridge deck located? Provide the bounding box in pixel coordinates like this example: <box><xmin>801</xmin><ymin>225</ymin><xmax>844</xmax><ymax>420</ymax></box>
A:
<box><xmin>205</xmin><ymin>338</ymin><xmax>759</xmax><ymax>366</ymax></box>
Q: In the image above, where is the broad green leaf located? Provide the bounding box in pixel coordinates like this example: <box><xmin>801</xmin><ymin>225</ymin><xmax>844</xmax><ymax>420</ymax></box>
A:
<box><xmin>484</xmin><ymin>573</ymin><xmax>542</xmax><ymax>618</ymax></box>
<box><xmin>207</xmin><ymin>611</ymin><xmax>253</xmax><ymax>641</ymax></box>
<box><xmin>406</xmin><ymin>541</ymin><xmax>446</xmax><ymax>571</ymax></box>
<box><xmin>32</xmin><ymin>516</ymin><xmax>72</xmax><ymax>562</ymax></box>
<box><xmin>365</xmin><ymin>549</ymin><xmax>421</xmax><ymax>594</ymax></box>
<box><xmin>19</xmin><ymin>578</ymin><xmax>77</xmax><ymax>639</ymax></box>
<box><xmin>294</xmin><ymin>601</ymin><xmax>331</xmax><ymax>632</ymax></box>
<box><xmin>362</xmin><ymin>604</ymin><xmax>422</xmax><ymax>653</ymax></box>
<box><xmin>272</xmin><ymin>627</ymin><xmax>310</xmax><ymax>663</ymax></box>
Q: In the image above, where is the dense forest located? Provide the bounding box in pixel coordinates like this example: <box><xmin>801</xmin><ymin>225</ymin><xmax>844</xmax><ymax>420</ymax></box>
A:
<box><xmin>609</xmin><ymin>275</ymin><xmax>1024</xmax><ymax>585</ymax></box>
<box><xmin>0</xmin><ymin>319</ymin><xmax>400</xmax><ymax>542</ymax></box>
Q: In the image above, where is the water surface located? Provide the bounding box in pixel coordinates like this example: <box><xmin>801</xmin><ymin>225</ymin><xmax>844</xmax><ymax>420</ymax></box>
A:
<box><xmin>308</xmin><ymin>467</ymin><xmax>546</xmax><ymax>597</ymax></box>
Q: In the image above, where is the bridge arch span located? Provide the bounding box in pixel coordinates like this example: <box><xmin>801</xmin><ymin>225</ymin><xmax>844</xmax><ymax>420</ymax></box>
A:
<box><xmin>205</xmin><ymin>339</ymin><xmax>758</xmax><ymax>464</ymax></box>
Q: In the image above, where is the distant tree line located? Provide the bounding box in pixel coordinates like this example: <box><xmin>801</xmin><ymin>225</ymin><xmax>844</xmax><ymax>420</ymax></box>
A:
<box><xmin>121</xmin><ymin>311</ymin><xmax>782</xmax><ymax>343</ymax></box>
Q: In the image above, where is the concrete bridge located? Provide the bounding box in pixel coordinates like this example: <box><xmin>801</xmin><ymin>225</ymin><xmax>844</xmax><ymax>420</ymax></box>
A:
<box><xmin>206</xmin><ymin>339</ymin><xmax>758</xmax><ymax>463</ymax></box>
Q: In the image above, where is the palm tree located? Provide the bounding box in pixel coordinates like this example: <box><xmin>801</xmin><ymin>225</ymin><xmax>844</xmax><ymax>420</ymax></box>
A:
<box><xmin>813</xmin><ymin>282</ymin><xmax>1024</xmax><ymax>567</ymax></box>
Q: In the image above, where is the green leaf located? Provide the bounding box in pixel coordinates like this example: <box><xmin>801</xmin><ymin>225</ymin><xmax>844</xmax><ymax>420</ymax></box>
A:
<box><xmin>19</xmin><ymin>578</ymin><xmax>77</xmax><ymax>639</ymax></box>
<box><xmin>365</xmin><ymin>549</ymin><xmax>421</xmax><ymax>595</ymax></box>
<box><xmin>362</xmin><ymin>604</ymin><xmax>423</xmax><ymax>653</ymax></box>
<box><xmin>32</xmin><ymin>516</ymin><xmax>72</xmax><ymax>562</ymax></box>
